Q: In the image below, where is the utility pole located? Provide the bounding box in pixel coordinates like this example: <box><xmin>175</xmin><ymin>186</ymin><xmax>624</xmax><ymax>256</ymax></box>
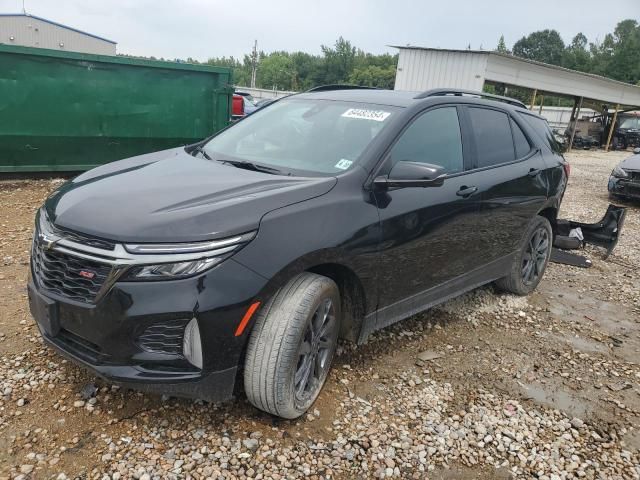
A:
<box><xmin>22</xmin><ymin>0</ymin><xmax>26</xmax><ymax>14</ymax></box>
<box><xmin>250</xmin><ymin>40</ymin><xmax>258</xmax><ymax>88</ymax></box>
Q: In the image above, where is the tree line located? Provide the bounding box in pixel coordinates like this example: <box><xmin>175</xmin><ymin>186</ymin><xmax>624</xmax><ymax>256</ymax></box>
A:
<box><xmin>203</xmin><ymin>37</ymin><xmax>397</xmax><ymax>91</ymax></box>
<box><xmin>489</xmin><ymin>19</ymin><xmax>639</xmax><ymax>105</ymax></box>
<box><xmin>498</xmin><ymin>19</ymin><xmax>640</xmax><ymax>86</ymax></box>
<box><xmin>120</xmin><ymin>19</ymin><xmax>638</xmax><ymax>92</ymax></box>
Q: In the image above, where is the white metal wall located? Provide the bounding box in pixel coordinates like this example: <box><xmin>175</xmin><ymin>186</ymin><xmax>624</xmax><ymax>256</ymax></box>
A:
<box><xmin>484</xmin><ymin>54</ymin><xmax>640</xmax><ymax>107</ymax></box>
<box><xmin>234</xmin><ymin>86</ymin><xmax>296</xmax><ymax>100</ymax></box>
<box><xmin>394</xmin><ymin>47</ymin><xmax>640</xmax><ymax>108</ymax></box>
<box><xmin>0</xmin><ymin>15</ymin><xmax>116</xmax><ymax>55</ymax></box>
<box><xmin>529</xmin><ymin>106</ymin><xmax>596</xmax><ymax>129</ymax></box>
<box><xmin>394</xmin><ymin>49</ymin><xmax>487</xmax><ymax>91</ymax></box>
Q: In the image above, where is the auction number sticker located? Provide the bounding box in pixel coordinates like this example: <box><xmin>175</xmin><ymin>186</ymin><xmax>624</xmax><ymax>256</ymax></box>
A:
<box><xmin>342</xmin><ymin>108</ymin><xmax>390</xmax><ymax>122</ymax></box>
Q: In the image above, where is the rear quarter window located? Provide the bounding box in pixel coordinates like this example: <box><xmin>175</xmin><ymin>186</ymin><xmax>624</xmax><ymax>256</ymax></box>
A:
<box><xmin>511</xmin><ymin>119</ymin><xmax>532</xmax><ymax>158</ymax></box>
<box><xmin>518</xmin><ymin>112</ymin><xmax>563</xmax><ymax>154</ymax></box>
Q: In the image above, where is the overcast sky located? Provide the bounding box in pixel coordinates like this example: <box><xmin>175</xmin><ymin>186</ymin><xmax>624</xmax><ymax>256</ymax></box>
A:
<box><xmin>1</xmin><ymin>0</ymin><xmax>638</xmax><ymax>60</ymax></box>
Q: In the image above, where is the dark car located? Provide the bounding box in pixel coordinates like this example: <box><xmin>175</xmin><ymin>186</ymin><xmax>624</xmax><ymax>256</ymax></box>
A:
<box><xmin>609</xmin><ymin>147</ymin><xmax>640</xmax><ymax>200</ymax></box>
<box><xmin>28</xmin><ymin>87</ymin><xmax>568</xmax><ymax>419</ymax></box>
<box><xmin>613</xmin><ymin>114</ymin><xmax>640</xmax><ymax>150</ymax></box>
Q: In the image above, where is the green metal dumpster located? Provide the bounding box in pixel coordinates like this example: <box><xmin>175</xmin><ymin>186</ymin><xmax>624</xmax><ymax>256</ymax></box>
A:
<box><xmin>0</xmin><ymin>45</ymin><xmax>233</xmax><ymax>172</ymax></box>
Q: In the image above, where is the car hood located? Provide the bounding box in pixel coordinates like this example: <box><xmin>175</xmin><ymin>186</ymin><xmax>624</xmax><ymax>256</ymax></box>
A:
<box><xmin>45</xmin><ymin>148</ymin><xmax>337</xmax><ymax>243</ymax></box>
<box><xmin>620</xmin><ymin>154</ymin><xmax>640</xmax><ymax>171</ymax></box>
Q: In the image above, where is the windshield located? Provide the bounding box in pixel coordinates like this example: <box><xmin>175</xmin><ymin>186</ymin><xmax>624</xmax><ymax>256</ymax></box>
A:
<box><xmin>204</xmin><ymin>98</ymin><xmax>398</xmax><ymax>174</ymax></box>
<box><xmin>619</xmin><ymin>117</ymin><xmax>640</xmax><ymax>129</ymax></box>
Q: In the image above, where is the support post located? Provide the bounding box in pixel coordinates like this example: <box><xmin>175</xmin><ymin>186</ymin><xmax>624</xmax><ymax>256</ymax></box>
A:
<box><xmin>568</xmin><ymin>96</ymin><xmax>583</xmax><ymax>153</ymax></box>
<box><xmin>605</xmin><ymin>104</ymin><xmax>619</xmax><ymax>152</ymax></box>
<box><xmin>529</xmin><ymin>89</ymin><xmax>537</xmax><ymax>110</ymax></box>
<box><xmin>538</xmin><ymin>95</ymin><xmax>544</xmax><ymax>114</ymax></box>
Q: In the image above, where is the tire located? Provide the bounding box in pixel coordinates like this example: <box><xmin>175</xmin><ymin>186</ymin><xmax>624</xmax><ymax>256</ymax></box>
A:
<box><xmin>495</xmin><ymin>216</ymin><xmax>552</xmax><ymax>296</ymax></box>
<box><xmin>243</xmin><ymin>272</ymin><xmax>341</xmax><ymax>419</ymax></box>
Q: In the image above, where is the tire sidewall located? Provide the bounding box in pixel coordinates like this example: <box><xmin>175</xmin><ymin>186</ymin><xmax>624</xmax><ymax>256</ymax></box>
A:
<box><xmin>502</xmin><ymin>215</ymin><xmax>553</xmax><ymax>295</ymax></box>
<box><xmin>512</xmin><ymin>216</ymin><xmax>553</xmax><ymax>294</ymax></box>
<box><xmin>279</xmin><ymin>280</ymin><xmax>341</xmax><ymax>418</ymax></box>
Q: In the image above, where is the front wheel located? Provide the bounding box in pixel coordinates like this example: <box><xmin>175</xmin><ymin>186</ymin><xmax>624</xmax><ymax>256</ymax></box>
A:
<box><xmin>495</xmin><ymin>216</ymin><xmax>552</xmax><ymax>296</ymax></box>
<box><xmin>243</xmin><ymin>273</ymin><xmax>341</xmax><ymax>419</ymax></box>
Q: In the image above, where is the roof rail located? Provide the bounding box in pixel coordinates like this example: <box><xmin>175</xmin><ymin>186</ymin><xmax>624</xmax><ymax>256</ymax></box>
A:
<box><xmin>414</xmin><ymin>88</ymin><xmax>526</xmax><ymax>108</ymax></box>
<box><xmin>306</xmin><ymin>84</ymin><xmax>381</xmax><ymax>93</ymax></box>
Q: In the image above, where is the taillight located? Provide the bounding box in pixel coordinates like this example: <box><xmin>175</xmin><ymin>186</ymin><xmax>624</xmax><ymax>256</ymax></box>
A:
<box><xmin>563</xmin><ymin>162</ymin><xmax>570</xmax><ymax>178</ymax></box>
<box><xmin>232</xmin><ymin>95</ymin><xmax>245</xmax><ymax>117</ymax></box>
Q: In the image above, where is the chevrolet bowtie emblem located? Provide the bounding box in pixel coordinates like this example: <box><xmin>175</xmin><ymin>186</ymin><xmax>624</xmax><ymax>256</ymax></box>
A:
<box><xmin>39</xmin><ymin>233</ymin><xmax>58</xmax><ymax>250</ymax></box>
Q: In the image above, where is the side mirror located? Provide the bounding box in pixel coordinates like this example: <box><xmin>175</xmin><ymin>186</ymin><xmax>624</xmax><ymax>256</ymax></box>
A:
<box><xmin>633</xmin><ymin>147</ymin><xmax>640</xmax><ymax>155</ymax></box>
<box><xmin>374</xmin><ymin>161</ymin><xmax>446</xmax><ymax>189</ymax></box>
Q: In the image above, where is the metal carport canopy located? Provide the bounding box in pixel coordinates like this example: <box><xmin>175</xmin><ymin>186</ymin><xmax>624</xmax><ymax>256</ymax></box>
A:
<box><xmin>392</xmin><ymin>46</ymin><xmax>640</xmax><ymax>107</ymax></box>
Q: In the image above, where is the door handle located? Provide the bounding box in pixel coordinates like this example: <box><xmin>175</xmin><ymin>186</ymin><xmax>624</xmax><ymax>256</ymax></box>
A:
<box><xmin>528</xmin><ymin>168</ymin><xmax>541</xmax><ymax>177</ymax></box>
<box><xmin>456</xmin><ymin>186</ymin><xmax>478</xmax><ymax>198</ymax></box>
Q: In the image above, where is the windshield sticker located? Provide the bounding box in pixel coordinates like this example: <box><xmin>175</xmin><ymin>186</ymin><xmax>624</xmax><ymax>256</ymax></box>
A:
<box><xmin>342</xmin><ymin>108</ymin><xmax>390</xmax><ymax>122</ymax></box>
<box><xmin>335</xmin><ymin>159</ymin><xmax>353</xmax><ymax>170</ymax></box>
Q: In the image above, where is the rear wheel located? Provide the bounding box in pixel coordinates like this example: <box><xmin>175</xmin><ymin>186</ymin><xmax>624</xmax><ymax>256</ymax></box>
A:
<box><xmin>495</xmin><ymin>216</ymin><xmax>552</xmax><ymax>296</ymax></box>
<box><xmin>243</xmin><ymin>273</ymin><xmax>341</xmax><ymax>419</ymax></box>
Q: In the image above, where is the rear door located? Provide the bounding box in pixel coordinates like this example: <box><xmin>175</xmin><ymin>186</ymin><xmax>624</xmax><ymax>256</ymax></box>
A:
<box><xmin>374</xmin><ymin>105</ymin><xmax>486</xmax><ymax>315</ymax></box>
<box><xmin>460</xmin><ymin>106</ymin><xmax>549</xmax><ymax>263</ymax></box>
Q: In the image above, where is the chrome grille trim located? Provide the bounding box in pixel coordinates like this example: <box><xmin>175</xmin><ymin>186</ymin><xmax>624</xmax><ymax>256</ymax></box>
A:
<box><xmin>55</xmin><ymin>241</ymin><xmax>240</xmax><ymax>266</ymax></box>
<box><xmin>31</xmin><ymin>242</ymin><xmax>118</xmax><ymax>304</ymax></box>
<box><xmin>31</xmin><ymin>209</ymin><xmax>255</xmax><ymax>304</ymax></box>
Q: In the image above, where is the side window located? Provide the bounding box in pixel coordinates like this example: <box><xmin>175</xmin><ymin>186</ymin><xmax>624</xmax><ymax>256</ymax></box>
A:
<box><xmin>511</xmin><ymin>119</ymin><xmax>531</xmax><ymax>158</ymax></box>
<box><xmin>390</xmin><ymin>107</ymin><xmax>463</xmax><ymax>173</ymax></box>
<box><xmin>518</xmin><ymin>112</ymin><xmax>563</xmax><ymax>154</ymax></box>
<box><xmin>468</xmin><ymin>108</ymin><xmax>515</xmax><ymax>167</ymax></box>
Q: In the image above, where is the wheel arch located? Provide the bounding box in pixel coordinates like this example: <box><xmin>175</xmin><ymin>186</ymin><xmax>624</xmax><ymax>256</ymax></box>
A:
<box><xmin>537</xmin><ymin>205</ymin><xmax>559</xmax><ymax>232</ymax></box>
<box><xmin>242</xmin><ymin>250</ymin><xmax>372</xmax><ymax>346</ymax></box>
<box><xmin>306</xmin><ymin>263</ymin><xmax>368</xmax><ymax>343</ymax></box>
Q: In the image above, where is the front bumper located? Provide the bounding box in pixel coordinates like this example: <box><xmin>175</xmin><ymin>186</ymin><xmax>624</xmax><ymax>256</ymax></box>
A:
<box><xmin>28</xmin><ymin>257</ymin><xmax>268</xmax><ymax>403</ymax></box>
<box><xmin>608</xmin><ymin>176</ymin><xmax>640</xmax><ymax>199</ymax></box>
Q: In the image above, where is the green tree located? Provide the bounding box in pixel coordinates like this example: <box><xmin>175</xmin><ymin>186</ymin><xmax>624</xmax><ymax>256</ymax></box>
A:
<box><xmin>513</xmin><ymin>29</ymin><xmax>565</xmax><ymax>65</ymax></box>
<box><xmin>349</xmin><ymin>65</ymin><xmax>396</xmax><ymax>89</ymax></box>
<box><xmin>289</xmin><ymin>52</ymin><xmax>324</xmax><ymax>90</ymax></box>
<box><xmin>320</xmin><ymin>37</ymin><xmax>357</xmax><ymax>84</ymax></box>
<box><xmin>591</xmin><ymin>19</ymin><xmax>640</xmax><ymax>84</ymax></box>
<box><xmin>256</xmin><ymin>52</ymin><xmax>295</xmax><ymax>90</ymax></box>
<box><xmin>562</xmin><ymin>33</ymin><xmax>591</xmax><ymax>72</ymax></box>
<box><xmin>205</xmin><ymin>56</ymin><xmax>251</xmax><ymax>86</ymax></box>
<box><xmin>496</xmin><ymin>35</ymin><xmax>508</xmax><ymax>54</ymax></box>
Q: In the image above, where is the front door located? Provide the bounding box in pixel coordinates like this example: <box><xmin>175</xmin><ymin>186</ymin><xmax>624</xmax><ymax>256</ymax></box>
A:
<box><xmin>372</xmin><ymin>106</ymin><xmax>485</xmax><ymax>329</ymax></box>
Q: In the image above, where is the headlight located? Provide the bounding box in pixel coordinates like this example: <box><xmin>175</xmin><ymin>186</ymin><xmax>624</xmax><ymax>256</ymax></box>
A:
<box><xmin>612</xmin><ymin>165</ymin><xmax>628</xmax><ymax>178</ymax></box>
<box><xmin>122</xmin><ymin>231</ymin><xmax>255</xmax><ymax>280</ymax></box>
<box><xmin>127</xmin><ymin>257</ymin><xmax>222</xmax><ymax>279</ymax></box>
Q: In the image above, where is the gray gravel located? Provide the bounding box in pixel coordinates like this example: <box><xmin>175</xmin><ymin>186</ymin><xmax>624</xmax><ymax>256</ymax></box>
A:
<box><xmin>1</xmin><ymin>149</ymin><xmax>639</xmax><ymax>479</ymax></box>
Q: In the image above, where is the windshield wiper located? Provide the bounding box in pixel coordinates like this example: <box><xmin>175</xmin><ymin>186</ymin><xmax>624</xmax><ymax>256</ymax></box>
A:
<box><xmin>217</xmin><ymin>159</ymin><xmax>285</xmax><ymax>175</ymax></box>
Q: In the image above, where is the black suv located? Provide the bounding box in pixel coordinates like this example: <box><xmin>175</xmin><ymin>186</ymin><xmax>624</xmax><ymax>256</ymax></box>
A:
<box><xmin>28</xmin><ymin>88</ymin><xmax>568</xmax><ymax>419</ymax></box>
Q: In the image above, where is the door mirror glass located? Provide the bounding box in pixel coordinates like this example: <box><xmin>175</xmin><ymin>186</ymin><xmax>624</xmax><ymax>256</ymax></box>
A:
<box><xmin>375</xmin><ymin>161</ymin><xmax>446</xmax><ymax>189</ymax></box>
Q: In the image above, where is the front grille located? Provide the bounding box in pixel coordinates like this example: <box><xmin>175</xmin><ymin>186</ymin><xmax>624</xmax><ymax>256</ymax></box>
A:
<box><xmin>627</xmin><ymin>170</ymin><xmax>640</xmax><ymax>183</ymax></box>
<box><xmin>136</xmin><ymin>320</ymin><xmax>189</xmax><ymax>355</ymax></box>
<box><xmin>32</xmin><ymin>244</ymin><xmax>112</xmax><ymax>303</ymax></box>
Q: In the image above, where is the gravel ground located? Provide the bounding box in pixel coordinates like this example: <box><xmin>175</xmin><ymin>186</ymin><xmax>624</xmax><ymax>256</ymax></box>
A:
<box><xmin>0</xmin><ymin>150</ymin><xmax>639</xmax><ymax>480</ymax></box>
